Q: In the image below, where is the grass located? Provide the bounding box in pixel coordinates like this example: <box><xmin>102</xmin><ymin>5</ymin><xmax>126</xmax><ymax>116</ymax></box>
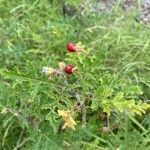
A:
<box><xmin>0</xmin><ymin>0</ymin><xmax>150</xmax><ymax>149</ymax></box>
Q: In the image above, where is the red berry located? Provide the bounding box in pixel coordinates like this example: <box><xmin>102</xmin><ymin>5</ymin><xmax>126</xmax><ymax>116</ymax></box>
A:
<box><xmin>66</xmin><ymin>42</ymin><xmax>76</xmax><ymax>52</ymax></box>
<box><xmin>64</xmin><ymin>65</ymin><xmax>74</xmax><ymax>74</ymax></box>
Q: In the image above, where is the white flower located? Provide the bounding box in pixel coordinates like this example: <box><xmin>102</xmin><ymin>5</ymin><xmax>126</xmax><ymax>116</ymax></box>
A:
<box><xmin>42</xmin><ymin>67</ymin><xmax>56</xmax><ymax>76</ymax></box>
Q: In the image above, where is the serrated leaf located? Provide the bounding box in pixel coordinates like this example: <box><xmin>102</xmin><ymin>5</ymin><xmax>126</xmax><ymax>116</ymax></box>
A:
<box><xmin>45</xmin><ymin>112</ymin><xmax>58</xmax><ymax>133</ymax></box>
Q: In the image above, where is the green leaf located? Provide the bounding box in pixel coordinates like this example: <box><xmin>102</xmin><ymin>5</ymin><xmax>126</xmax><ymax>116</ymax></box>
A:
<box><xmin>45</xmin><ymin>112</ymin><xmax>58</xmax><ymax>133</ymax></box>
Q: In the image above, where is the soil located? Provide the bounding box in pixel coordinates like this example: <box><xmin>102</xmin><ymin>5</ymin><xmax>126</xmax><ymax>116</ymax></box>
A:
<box><xmin>63</xmin><ymin>0</ymin><xmax>150</xmax><ymax>24</ymax></box>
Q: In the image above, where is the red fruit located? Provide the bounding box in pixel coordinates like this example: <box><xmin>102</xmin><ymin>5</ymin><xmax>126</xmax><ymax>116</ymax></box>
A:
<box><xmin>64</xmin><ymin>65</ymin><xmax>74</xmax><ymax>74</ymax></box>
<box><xmin>66</xmin><ymin>42</ymin><xmax>76</xmax><ymax>52</ymax></box>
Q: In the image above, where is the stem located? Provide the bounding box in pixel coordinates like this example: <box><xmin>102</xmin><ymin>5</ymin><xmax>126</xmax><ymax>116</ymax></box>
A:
<box><xmin>13</xmin><ymin>138</ymin><xmax>29</xmax><ymax>150</ymax></box>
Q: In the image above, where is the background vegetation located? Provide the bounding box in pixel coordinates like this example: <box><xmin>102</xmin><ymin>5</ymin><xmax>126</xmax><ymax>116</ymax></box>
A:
<box><xmin>0</xmin><ymin>0</ymin><xmax>150</xmax><ymax>149</ymax></box>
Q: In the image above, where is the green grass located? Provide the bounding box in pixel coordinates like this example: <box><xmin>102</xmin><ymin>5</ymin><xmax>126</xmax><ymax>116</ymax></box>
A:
<box><xmin>0</xmin><ymin>0</ymin><xmax>150</xmax><ymax>149</ymax></box>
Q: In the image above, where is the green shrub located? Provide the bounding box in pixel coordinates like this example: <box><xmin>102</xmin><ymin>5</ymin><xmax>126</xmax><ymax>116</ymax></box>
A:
<box><xmin>0</xmin><ymin>0</ymin><xmax>150</xmax><ymax>149</ymax></box>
